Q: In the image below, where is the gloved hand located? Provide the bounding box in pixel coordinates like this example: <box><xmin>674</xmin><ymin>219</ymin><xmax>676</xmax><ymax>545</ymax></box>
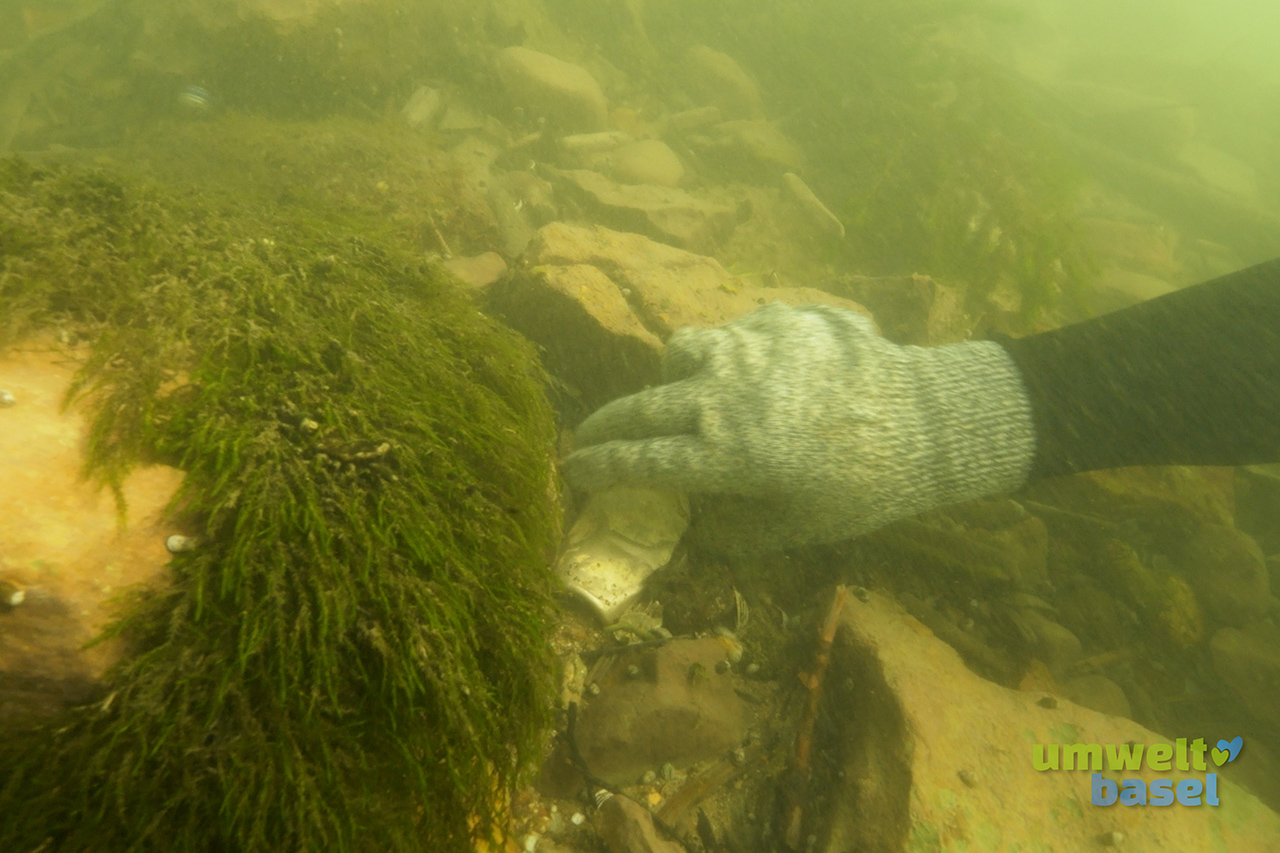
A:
<box><xmin>562</xmin><ymin>302</ymin><xmax>1038</xmax><ymax>554</ymax></box>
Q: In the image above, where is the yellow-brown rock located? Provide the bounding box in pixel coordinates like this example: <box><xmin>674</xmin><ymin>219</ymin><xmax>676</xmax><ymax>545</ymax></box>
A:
<box><xmin>486</xmin><ymin>222</ymin><xmax>869</xmax><ymax>415</ymax></box>
<box><xmin>0</xmin><ymin>341</ymin><xmax>183</xmax><ymax>723</ymax></box>
<box><xmin>819</xmin><ymin>589</ymin><xmax>1280</xmax><ymax>852</ymax></box>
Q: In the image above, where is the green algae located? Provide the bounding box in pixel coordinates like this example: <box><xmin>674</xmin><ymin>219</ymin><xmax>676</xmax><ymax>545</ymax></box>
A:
<box><xmin>0</xmin><ymin>148</ymin><xmax>560</xmax><ymax>851</ymax></box>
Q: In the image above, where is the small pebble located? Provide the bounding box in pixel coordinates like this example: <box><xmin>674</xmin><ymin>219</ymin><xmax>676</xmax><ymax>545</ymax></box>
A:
<box><xmin>165</xmin><ymin>535</ymin><xmax>198</xmax><ymax>553</ymax></box>
<box><xmin>300</xmin><ymin>418</ymin><xmax>319</xmax><ymax>432</ymax></box>
<box><xmin>661</xmin><ymin>762</ymin><xmax>676</xmax><ymax>780</ymax></box>
<box><xmin>626</xmin><ymin>664</ymin><xmax>641</xmax><ymax>678</ymax></box>
<box><xmin>641</xmin><ymin>769</ymin><xmax>657</xmax><ymax>784</ymax></box>
<box><xmin>0</xmin><ymin>581</ymin><xmax>24</xmax><ymax>607</ymax></box>
<box><xmin>745</xmin><ymin>662</ymin><xmax>760</xmax><ymax>676</ymax></box>
<box><xmin>1098</xmin><ymin>830</ymin><xmax>1124</xmax><ymax>846</ymax></box>
<box><xmin>586</xmin><ymin>682</ymin><xmax>600</xmax><ymax>696</ymax></box>
<box><xmin>731</xmin><ymin>747</ymin><xmax>747</xmax><ymax>766</ymax></box>
<box><xmin>645</xmin><ymin>790</ymin><xmax>662</xmax><ymax>807</ymax></box>
<box><xmin>853</xmin><ymin>586</ymin><xmax>870</xmax><ymax>602</ymax></box>
<box><xmin>1037</xmin><ymin>696</ymin><xmax>1058</xmax><ymax>709</ymax></box>
<box><xmin>522</xmin><ymin>833</ymin><xmax>539</xmax><ymax>853</ymax></box>
<box><xmin>570</xmin><ymin>812</ymin><xmax>585</xmax><ymax>826</ymax></box>
<box><xmin>715</xmin><ymin>659</ymin><xmax>730</xmax><ymax>674</ymax></box>
<box><xmin>0</xmin><ymin>389</ymin><xmax>15</xmax><ymax>407</ymax></box>
<box><xmin>958</xmin><ymin>768</ymin><xmax>977</xmax><ymax>788</ymax></box>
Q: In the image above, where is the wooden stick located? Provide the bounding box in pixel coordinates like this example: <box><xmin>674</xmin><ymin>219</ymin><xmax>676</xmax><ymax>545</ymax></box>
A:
<box><xmin>784</xmin><ymin>584</ymin><xmax>848</xmax><ymax>849</ymax></box>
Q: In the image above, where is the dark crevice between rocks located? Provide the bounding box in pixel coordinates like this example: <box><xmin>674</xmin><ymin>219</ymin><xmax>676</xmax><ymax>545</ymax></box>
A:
<box><xmin>809</xmin><ymin>625</ymin><xmax>913</xmax><ymax>853</ymax></box>
<box><xmin>485</xmin><ymin>277</ymin><xmax>662</xmax><ymax>424</ymax></box>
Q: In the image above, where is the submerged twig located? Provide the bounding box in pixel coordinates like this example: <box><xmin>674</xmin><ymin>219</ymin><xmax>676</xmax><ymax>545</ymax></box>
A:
<box><xmin>783</xmin><ymin>584</ymin><xmax>848</xmax><ymax>849</ymax></box>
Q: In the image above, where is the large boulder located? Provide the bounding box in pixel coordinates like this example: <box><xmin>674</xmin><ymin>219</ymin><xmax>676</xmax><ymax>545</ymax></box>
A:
<box><xmin>496</xmin><ymin>46</ymin><xmax>609</xmax><ymax>133</ymax></box>
<box><xmin>544</xmin><ymin>167</ymin><xmax>736</xmax><ymax>251</ymax></box>
<box><xmin>485</xmin><ymin>222</ymin><xmax>869</xmax><ymax>415</ymax></box>
<box><xmin>607</xmin><ymin>139</ymin><xmax>686</xmax><ymax>187</ymax></box>
<box><xmin>819</xmin><ymin>589</ymin><xmax>1280</xmax><ymax>852</ymax></box>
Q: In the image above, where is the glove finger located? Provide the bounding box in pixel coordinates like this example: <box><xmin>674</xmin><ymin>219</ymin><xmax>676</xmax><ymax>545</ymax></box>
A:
<box><xmin>562</xmin><ymin>435</ymin><xmax>732</xmax><ymax>493</ymax></box>
<box><xmin>573</xmin><ymin>379</ymin><xmax>702</xmax><ymax>446</ymax></box>
<box><xmin>661</xmin><ymin>326</ymin><xmax>722</xmax><ymax>383</ymax></box>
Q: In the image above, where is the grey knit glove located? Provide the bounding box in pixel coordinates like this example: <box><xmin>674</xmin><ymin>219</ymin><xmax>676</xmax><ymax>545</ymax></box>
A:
<box><xmin>562</xmin><ymin>302</ymin><xmax>1037</xmax><ymax>553</ymax></box>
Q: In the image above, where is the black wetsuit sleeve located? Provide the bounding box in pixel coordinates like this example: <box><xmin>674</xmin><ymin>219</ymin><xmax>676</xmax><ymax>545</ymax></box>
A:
<box><xmin>998</xmin><ymin>258</ymin><xmax>1280</xmax><ymax>480</ymax></box>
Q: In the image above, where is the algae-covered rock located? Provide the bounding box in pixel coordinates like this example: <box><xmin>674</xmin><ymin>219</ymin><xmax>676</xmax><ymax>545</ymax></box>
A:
<box><xmin>1099</xmin><ymin>538</ymin><xmax>1205</xmax><ymax>648</ymax></box>
<box><xmin>0</xmin><ymin>150</ymin><xmax>561</xmax><ymax>852</ymax></box>
<box><xmin>1178</xmin><ymin>523</ymin><xmax>1272</xmax><ymax>628</ymax></box>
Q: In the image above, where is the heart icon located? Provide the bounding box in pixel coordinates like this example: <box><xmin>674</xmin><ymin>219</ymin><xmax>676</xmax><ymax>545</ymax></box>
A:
<box><xmin>1213</xmin><ymin>736</ymin><xmax>1243</xmax><ymax>766</ymax></box>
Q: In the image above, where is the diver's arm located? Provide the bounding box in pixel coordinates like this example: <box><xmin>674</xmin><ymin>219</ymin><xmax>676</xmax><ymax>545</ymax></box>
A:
<box><xmin>563</xmin><ymin>260</ymin><xmax>1280</xmax><ymax>553</ymax></box>
<box><xmin>1000</xmin><ymin>258</ymin><xmax>1280</xmax><ymax>478</ymax></box>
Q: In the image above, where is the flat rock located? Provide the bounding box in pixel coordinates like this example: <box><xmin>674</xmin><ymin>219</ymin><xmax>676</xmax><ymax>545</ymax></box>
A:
<box><xmin>443</xmin><ymin>252</ymin><xmax>508</xmax><ymax>291</ymax></box>
<box><xmin>0</xmin><ymin>342</ymin><xmax>183</xmax><ymax>723</ymax></box>
<box><xmin>544</xmin><ymin>167</ymin><xmax>735</xmax><ymax>251</ymax></box>
<box><xmin>485</xmin><ymin>222</ymin><xmax>869</xmax><ymax>414</ymax></box>
<box><xmin>819</xmin><ymin>589</ymin><xmax>1280</xmax><ymax>852</ymax></box>
<box><xmin>496</xmin><ymin>47</ymin><xmax>608</xmax><ymax>133</ymax></box>
<box><xmin>574</xmin><ymin>637</ymin><xmax>744</xmax><ymax>785</ymax></box>
<box><xmin>822</xmin><ymin>273</ymin><xmax>971</xmax><ymax>344</ymax></box>
<box><xmin>401</xmin><ymin>85</ymin><xmax>444</xmax><ymax>130</ymax></box>
<box><xmin>607</xmin><ymin>139</ymin><xmax>685</xmax><ymax>188</ymax></box>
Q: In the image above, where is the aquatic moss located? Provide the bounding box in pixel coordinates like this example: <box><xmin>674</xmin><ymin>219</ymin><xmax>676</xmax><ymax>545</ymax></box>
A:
<box><xmin>0</xmin><ymin>155</ymin><xmax>560</xmax><ymax>851</ymax></box>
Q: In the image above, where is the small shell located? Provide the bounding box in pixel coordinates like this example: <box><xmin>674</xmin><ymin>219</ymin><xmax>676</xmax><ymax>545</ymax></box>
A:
<box><xmin>733</xmin><ymin>588</ymin><xmax>750</xmax><ymax>631</ymax></box>
<box><xmin>641</xmin><ymin>769</ymin><xmax>657</xmax><ymax>784</ymax></box>
<box><xmin>0</xmin><ymin>580</ymin><xmax>24</xmax><ymax>607</ymax></box>
<box><xmin>178</xmin><ymin>85</ymin><xmax>211</xmax><ymax>111</ymax></box>
<box><xmin>165</xmin><ymin>535</ymin><xmax>199</xmax><ymax>553</ymax></box>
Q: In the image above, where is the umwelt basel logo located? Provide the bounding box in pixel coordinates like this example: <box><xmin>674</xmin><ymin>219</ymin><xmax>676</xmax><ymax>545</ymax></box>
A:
<box><xmin>1032</xmin><ymin>736</ymin><xmax>1244</xmax><ymax>806</ymax></box>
